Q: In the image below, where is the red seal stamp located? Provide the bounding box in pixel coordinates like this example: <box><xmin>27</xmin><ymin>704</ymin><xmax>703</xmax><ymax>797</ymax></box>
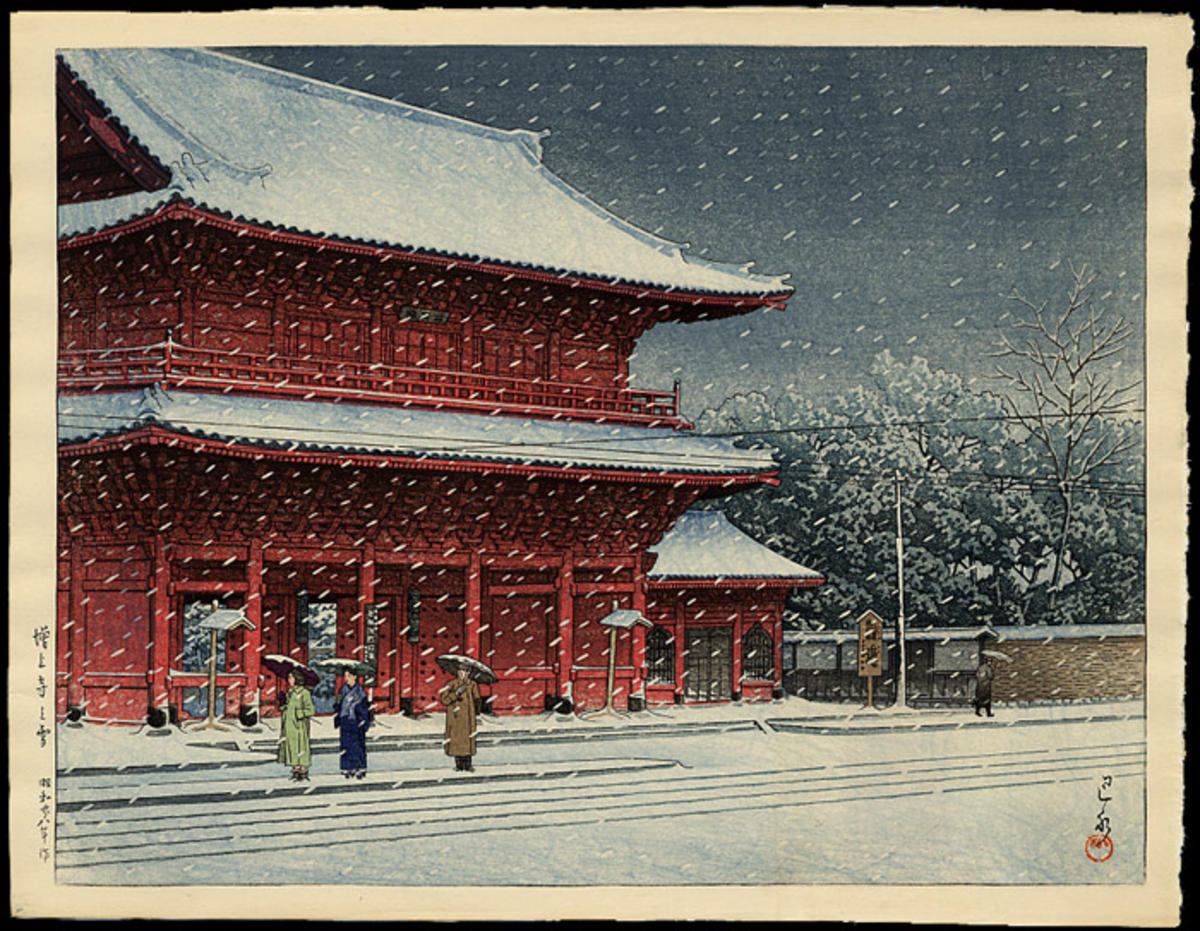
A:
<box><xmin>1085</xmin><ymin>834</ymin><xmax>1114</xmax><ymax>862</ymax></box>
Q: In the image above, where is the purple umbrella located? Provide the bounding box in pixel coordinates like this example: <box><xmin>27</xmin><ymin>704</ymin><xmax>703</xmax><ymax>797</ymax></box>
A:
<box><xmin>262</xmin><ymin>653</ymin><xmax>320</xmax><ymax>687</ymax></box>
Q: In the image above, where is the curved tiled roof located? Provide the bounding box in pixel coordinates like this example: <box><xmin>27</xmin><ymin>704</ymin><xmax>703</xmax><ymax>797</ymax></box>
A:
<box><xmin>57</xmin><ymin>47</ymin><xmax>791</xmax><ymax>300</ymax></box>
<box><xmin>57</xmin><ymin>387</ymin><xmax>778</xmax><ymax>477</ymax></box>
<box><xmin>649</xmin><ymin>510</ymin><xmax>823</xmax><ymax>582</ymax></box>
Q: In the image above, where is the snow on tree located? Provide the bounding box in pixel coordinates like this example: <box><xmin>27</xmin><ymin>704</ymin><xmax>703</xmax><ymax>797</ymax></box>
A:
<box><xmin>697</xmin><ymin>348</ymin><xmax>1143</xmax><ymax>630</ymax></box>
<box><xmin>990</xmin><ymin>260</ymin><xmax>1141</xmax><ymax>604</ymax></box>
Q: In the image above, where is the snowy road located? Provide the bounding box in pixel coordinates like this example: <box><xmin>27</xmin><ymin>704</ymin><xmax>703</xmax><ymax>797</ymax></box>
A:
<box><xmin>55</xmin><ymin>717</ymin><xmax>1145</xmax><ymax>885</ymax></box>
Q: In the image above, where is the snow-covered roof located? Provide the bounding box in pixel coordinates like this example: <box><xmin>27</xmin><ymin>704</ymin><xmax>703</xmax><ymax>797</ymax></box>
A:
<box><xmin>785</xmin><ymin>623</ymin><xmax>1145</xmax><ymax>643</ymax></box>
<box><xmin>598</xmin><ymin>609</ymin><xmax>653</xmax><ymax>629</ymax></box>
<box><xmin>197</xmin><ymin>608</ymin><xmax>254</xmax><ymax>631</ymax></box>
<box><xmin>786</xmin><ymin>626</ymin><xmax>991</xmax><ymax>643</ymax></box>
<box><xmin>57</xmin><ymin>387</ymin><xmax>776</xmax><ymax>477</ymax></box>
<box><xmin>57</xmin><ymin>47</ymin><xmax>790</xmax><ymax>299</ymax></box>
<box><xmin>988</xmin><ymin>624</ymin><xmax>1146</xmax><ymax>641</ymax></box>
<box><xmin>648</xmin><ymin>510</ymin><xmax>823</xmax><ymax>582</ymax></box>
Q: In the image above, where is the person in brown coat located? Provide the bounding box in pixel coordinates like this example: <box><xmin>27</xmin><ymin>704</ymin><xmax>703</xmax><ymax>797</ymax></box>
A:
<box><xmin>439</xmin><ymin>666</ymin><xmax>481</xmax><ymax>772</ymax></box>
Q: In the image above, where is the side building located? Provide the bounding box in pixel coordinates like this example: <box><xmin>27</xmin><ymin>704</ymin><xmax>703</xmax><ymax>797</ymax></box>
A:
<box><xmin>55</xmin><ymin>47</ymin><xmax>823</xmax><ymax>724</ymax></box>
<box><xmin>784</xmin><ymin>623</ymin><xmax>1146</xmax><ymax>705</ymax></box>
<box><xmin>646</xmin><ymin>511</ymin><xmax>823</xmax><ymax>705</ymax></box>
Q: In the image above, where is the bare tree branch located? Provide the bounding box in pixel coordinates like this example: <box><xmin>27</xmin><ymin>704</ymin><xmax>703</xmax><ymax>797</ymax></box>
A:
<box><xmin>991</xmin><ymin>262</ymin><xmax>1140</xmax><ymax>598</ymax></box>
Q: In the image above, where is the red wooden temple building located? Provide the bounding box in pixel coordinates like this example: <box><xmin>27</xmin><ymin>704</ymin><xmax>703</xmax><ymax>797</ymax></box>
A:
<box><xmin>55</xmin><ymin>48</ymin><xmax>824</xmax><ymax>725</ymax></box>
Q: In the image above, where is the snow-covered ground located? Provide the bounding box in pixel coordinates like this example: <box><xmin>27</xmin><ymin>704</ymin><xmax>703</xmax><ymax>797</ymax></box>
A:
<box><xmin>53</xmin><ymin>698</ymin><xmax>1144</xmax><ymax>886</ymax></box>
<box><xmin>56</xmin><ymin>695</ymin><xmax>1144</xmax><ymax>770</ymax></box>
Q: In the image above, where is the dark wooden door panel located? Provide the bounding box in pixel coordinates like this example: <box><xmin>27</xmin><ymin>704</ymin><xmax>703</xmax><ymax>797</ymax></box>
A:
<box><xmin>684</xmin><ymin>627</ymin><xmax>732</xmax><ymax>702</ymax></box>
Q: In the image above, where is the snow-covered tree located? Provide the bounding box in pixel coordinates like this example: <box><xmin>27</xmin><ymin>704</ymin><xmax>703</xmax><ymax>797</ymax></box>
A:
<box><xmin>698</xmin><ymin>348</ymin><xmax>1143</xmax><ymax>629</ymax></box>
<box><xmin>991</xmin><ymin>261</ymin><xmax>1141</xmax><ymax>602</ymax></box>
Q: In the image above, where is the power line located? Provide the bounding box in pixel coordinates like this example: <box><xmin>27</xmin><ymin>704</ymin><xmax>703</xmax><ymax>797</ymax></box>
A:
<box><xmin>554</xmin><ymin>407</ymin><xmax>1146</xmax><ymax>444</ymax></box>
<box><xmin>779</xmin><ymin>467</ymin><xmax>1145</xmax><ymax>498</ymax></box>
<box><xmin>56</xmin><ymin>405</ymin><xmax>1145</xmax><ymax>492</ymax></box>
<box><xmin>774</xmin><ymin>457</ymin><xmax>1143</xmax><ymax>491</ymax></box>
<box><xmin>58</xmin><ymin>418</ymin><xmax>1145</xmax><ymax>499</ymax></box>
<box><xmin>57</xmin><ymin>405</ymin><xmax>1146</xmax><ymax>449</ymax></box>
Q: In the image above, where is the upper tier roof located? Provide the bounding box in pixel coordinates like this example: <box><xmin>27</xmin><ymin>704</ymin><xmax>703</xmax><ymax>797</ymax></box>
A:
<box><xmin>57</xmin><ymin>47</ymin><xmax>791</xmax><ymax>300</ymax></box>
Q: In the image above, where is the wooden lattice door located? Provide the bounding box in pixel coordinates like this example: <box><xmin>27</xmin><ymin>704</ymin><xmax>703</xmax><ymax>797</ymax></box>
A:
<box><xmin>683</xmin><ymin>627</ymin><xmax>733</xmax><ymax>702</ymax></box>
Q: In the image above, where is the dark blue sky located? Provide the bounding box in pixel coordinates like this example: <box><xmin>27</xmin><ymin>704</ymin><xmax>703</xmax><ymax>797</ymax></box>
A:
<box><xmin>223</xmin><ymin>45</ymin><xmax>1146</xmax><ymax>417</ymax></box>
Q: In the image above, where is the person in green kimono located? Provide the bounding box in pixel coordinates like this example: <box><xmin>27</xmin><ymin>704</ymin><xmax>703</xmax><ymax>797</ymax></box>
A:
<box><xmin>278</xmin><ymin>668</ymin><xmax>315</xmax><ymax>781</ymax></box>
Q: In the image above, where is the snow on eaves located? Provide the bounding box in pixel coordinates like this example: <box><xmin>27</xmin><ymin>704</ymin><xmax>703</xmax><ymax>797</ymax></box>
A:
<box><xmin>649</xmin><ymin>510</ymin><xmax>823</xmax><ymax>581</ymax></box>
<box><xmin>787</xmin><ymin>626</ymin><xmax>991</xmax><ymax>643</ymax></box>
<box><xmin>988</xmin><ymin>623</ymin><xmax>1147</xmax><ymax>641</ymax></box>
<box><xmin>56</xmin><ymin>47</ymin><xmax>790</xmax><ymax>299</ymax></box>
<box><xmin>785</xmin><ymin>623</ymin><xmax>1146</xmax><ymax>642</ymax></box>
<box><xmin>57</xmin><ymin>388</ymin><xmax>777</xmax><ymax>476</ymax></box>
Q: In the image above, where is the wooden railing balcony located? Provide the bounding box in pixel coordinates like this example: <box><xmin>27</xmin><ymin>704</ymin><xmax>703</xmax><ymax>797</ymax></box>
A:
<box><xmin>57</xmin><ymin>339</ymin><xmax>688</xmax><ymax>428</ymax></box>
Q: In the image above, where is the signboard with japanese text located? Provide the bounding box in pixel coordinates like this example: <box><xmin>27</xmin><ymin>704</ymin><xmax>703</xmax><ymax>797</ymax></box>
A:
<box><xmin>857</xmin><ymin>609</ymin><xmax>884</xmax><ymax>678</ymax></box>
<box><xmin>363</xmin><ymin>603</ymin><xmax>381</xmax><ymax>686</ymax></box>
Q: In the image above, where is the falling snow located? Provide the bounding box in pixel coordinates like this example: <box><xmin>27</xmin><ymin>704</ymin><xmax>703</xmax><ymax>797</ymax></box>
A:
<box><xmin>43</xmin><ymin>39</ymin><xmax>1156</xmax><ymax>899</ymax></box>
<box><xmin>196</xmin><ymin>45</ymin><xmax>1142</xmax><ymax>412</ymax></box>
<box><xmin>58</xmin><ymin>48</ymin><xmax>787</xmax><ymax>301</ymax></box>
<box><xmin>53</xmin><ymin>697</ymin><xmax>1146</xmax><ymax>886</ymax></box>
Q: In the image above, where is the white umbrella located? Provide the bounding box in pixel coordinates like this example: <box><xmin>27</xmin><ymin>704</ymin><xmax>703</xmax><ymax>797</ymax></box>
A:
<box><xmin>981</xmin><ymin>649</ymin><xmax>1013</xmax><ymax>663</ymax></box>
<box><xmin>311</xmin><ymin>656</ymin><xmax>376</xmax><ymax>677</ymax></box>
<box><xmin>436</xmin><ymin>653</ymin><xmax>497</xmax><ymax>684</ymax></box>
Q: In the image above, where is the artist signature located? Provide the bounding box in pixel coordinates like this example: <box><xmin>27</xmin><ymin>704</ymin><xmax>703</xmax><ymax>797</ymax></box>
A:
<box><xmin>1085</xmin><ymin>774</ymin><xmax>1115</xmax><ymax>862</ymax></box>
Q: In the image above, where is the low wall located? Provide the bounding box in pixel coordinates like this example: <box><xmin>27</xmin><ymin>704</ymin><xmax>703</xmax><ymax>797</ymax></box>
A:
<box><xmin>572</xmin><ymin>674</ymin><xmax>632</xmax><ymax>712</ymax></box>
<box><xmin>646</xmin><ymin>684</ymin><xmax>677</xmax><ymax>706</ymax></box>
<box><xmin>991</xmin><ymin>635</ymin><xmax>1144</xmax><ymax>702</ymax></box>
<box><xmin>489</xmin><ymin>677</ymin><xmax>550</xmax><ymax>715</ymax></box>
<box><xmin>785</xmin><ymin>629</ymin><xmax>1146</xmax><ymax>705</ymax></box>
<box><xmin>739</xmin><ymin>682</ymin><xmax>775</xmax><ymax>702</ymax></box>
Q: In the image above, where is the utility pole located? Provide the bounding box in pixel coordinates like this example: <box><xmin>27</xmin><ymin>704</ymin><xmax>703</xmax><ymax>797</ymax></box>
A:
<box><xmin>894</xmin><ymin>470</ymin><xmax>909</xmax><ymax>709</ymax></box>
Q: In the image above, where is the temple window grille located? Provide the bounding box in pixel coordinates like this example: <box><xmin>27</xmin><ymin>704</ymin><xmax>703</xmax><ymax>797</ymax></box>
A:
<box><xmin>742</xmin><ymin>624</ymin><xmax>774</xmax><ymax>681</ymax></box>
<box><xmin>646</xmin><ymin>625</ymin><xmax>675</xmax><ymax>684</ymax></box>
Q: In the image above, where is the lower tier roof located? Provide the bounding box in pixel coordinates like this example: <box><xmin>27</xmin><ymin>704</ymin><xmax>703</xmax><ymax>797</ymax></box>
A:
<box><xmin>57</xmin><ymin>387</ymin><xmax>777</xmax><ymax>479</ymax></box>
<box><xmin>649</xmin><ymin>510</ymin><xmax>823</xmax><ymax>585</ymax></box>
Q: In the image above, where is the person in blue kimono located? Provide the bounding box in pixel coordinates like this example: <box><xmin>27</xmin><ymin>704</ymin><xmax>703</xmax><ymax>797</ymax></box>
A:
<box><xmin>333</xmin><ymin>666</ymin><xmax>371</xmax><ymax>779</ymax></box>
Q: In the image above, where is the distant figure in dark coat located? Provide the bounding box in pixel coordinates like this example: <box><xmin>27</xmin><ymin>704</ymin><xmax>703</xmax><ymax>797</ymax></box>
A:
<box><xmin>439</xmin><ymin>666</ymin><xmax>481</xmax><ymax>772</ymax></box>
<box><xmin>974</xmin><ymin>656</ymin><xmax>995</xmax><ymax>717</ymax></box>
<box><xmin>334</xmin><ymin>667</ymin><xmax>370</xmax><ymax>779</ymax></box>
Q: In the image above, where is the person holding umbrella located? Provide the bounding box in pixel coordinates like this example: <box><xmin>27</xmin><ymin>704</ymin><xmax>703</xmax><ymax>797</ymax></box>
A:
<box><xmin>278</xmin><ymin>668</ymin><xmax>316</xmax><ymax>781</ymax></box>
<box><xmin>333</xmin><ymin>665</ymin><xmax>371</xmax><ymax>780</ymax></box>
<box><xmin>437</xmin><ymin>655</ymin><xmax>492</xmax><ymax>772</ymax></box>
